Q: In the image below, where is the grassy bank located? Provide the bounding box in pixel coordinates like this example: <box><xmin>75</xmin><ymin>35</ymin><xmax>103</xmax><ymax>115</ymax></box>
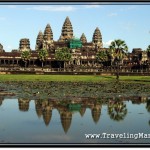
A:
<box><xmin>0</xmin><ymin>74</ymin><xmax>150</xmax><ymax>82</ymax></box>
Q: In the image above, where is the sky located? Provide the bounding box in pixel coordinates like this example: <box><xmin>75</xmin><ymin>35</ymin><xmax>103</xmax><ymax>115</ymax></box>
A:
<box><xmin>0</xmin><ymin>3</ymin><xmax>150</xmax><ymax>52</ymax></box>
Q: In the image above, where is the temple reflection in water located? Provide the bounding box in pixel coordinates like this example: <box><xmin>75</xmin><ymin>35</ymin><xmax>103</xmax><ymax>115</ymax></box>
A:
<box><xmin>0</xmin><ymin>96</ymin><xmax>149</xmax><ymax>133</ymax></box>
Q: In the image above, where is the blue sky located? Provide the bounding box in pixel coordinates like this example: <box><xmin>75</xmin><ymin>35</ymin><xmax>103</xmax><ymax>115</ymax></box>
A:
<box><xmin>0</xmin><ymin>3</ymin><xmax>150</xmax><ymax>52</ymax></box>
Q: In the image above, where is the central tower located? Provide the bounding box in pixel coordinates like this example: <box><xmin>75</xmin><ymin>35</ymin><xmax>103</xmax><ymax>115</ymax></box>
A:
<box><xmin>59</xmin><ymin>16</ymin><xmax>73</xmax><ymax>42</ymax></box>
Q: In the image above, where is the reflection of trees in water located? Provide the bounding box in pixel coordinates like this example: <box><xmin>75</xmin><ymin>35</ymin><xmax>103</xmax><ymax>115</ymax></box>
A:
<box><xmin>18</xmin><ymin>98</ymin><xmax>30</xmax><ymax>112</ymax></box>
<box><xmin>146</xmin><ymin>100</ymin><xmax>150</xmax><ymax>113</ymax></box>
<box><xmin>107</xmin><ymin>100</ymin><xmax>127</xmax><ymax>121</ymax></box>
<box><xmin>0</xmin><ymin>97</ymin><xmax>4</xmax><ymax>106</ymax></box>
<box><xmin>146</xmin><ymin>100</ymin><xmax>150</xmax><ymax>127</ymax></box>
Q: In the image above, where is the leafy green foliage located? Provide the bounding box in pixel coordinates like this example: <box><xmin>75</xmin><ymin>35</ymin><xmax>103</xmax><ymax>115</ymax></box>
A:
<box><xmin>21</xmin><ymin>50</ymin><xmax>31</xmax><ymax>62</ymax></box>
<box><xmin>21</xmin><ymin>50</ymin><xmax>31</xmax><ymax>68</ymax></box>
<box><xmin>109</xmin><ymin>39</ymin><xmax>128</xmax><ymax>62</ymax></box>
<box><xmin>146</xmin><ymin>45</ymin><xmax>150</xmax><ymax>57</ymax></box>
<box><xmin>146</xmin><ymin>45</ymin><xmax>150</xmax><ymax>52</ymax></box>
<box><xmin>108</xmin><ymin>101</ymin><xmax>127</xmax><ymax>121</ymax></box>
<box><xmin>55</xmin><ymin>47</ymin><xmax>72</xmax><ymax>61</ymax></box>
<box><xmin>146</xmin><ymin>100</ymin><xmax>150</xmax><ymax>113</ymax></box>
<box><xmin>109</xmin><ymin>39</ymin><xmax>128</xmax><ymax>79</ymax></box>
<box><xmin>96</xmin><ymin>50</ymin><xmax>109</xmax><ymax>62</ymax></box>
<box><xmin>37</xmin><ymin>48</ymin><xmax>49</xmax><ymax>69</ymax></box>
<box><xmin>1</xmin><ymin>79</ymin><xmax>150</xmax><ymax>101</ymax></box>
<box><xmin>38</xmin><ymin>48</ymin><xmax>48</xmax><ymax>62</ymax></box>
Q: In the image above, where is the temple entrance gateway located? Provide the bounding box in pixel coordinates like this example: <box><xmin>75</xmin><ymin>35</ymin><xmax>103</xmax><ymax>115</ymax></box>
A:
<box><xmin>51</xmin><ymin>61</ymin><xmax>64</xmax><ymax>69</ymax></box>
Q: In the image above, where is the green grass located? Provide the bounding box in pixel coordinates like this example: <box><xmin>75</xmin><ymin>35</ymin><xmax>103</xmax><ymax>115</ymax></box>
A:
<box><xmin>0</xmin><ymin>74</ymin><xmax>150</xmax><ymax>82</ymax></box>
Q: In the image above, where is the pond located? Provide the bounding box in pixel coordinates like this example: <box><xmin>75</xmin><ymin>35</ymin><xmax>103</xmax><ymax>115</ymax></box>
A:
<box><xmin>0</xmin><ymin>96</ymin><xmax>150</xmax><ymax>144</ymax></box>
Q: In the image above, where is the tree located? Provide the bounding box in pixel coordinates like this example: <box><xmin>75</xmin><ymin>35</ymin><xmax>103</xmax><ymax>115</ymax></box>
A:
<box><xmin>146</xmin><ymin>100</ymin><xmax>150</xmax><ymax>113</ymax></box>
<box><xmin>96</xmin><ymin>50</ymin><xmax>110</xmax><ymax>68</ymax></box>
<box><xmin>55</xmin><ymin>47</ymin><xmax>72</xmax><ymax>69</ymax></box>
<box><xmin>107</xmin><ymin>100</ymin><xmax>127</xmax><ymax>121</ymax></box>
<box><xmin>21</xmin><ymin>50</ymin><xmax>31</xmax><ymax>69</ymax></box>
<box><xmin>146</xmin><ymin>45</ymin><xmax>150</xmax><ymax>57</ymax></box>
<box><xmin>38</xmin><ymin>48</ymin><xmax>48</xmax><ymax>70</ymax></box>
<box><xmin>109</xmin><ymin>39</ymin><xmax>128</xmax><ymax>80</ymax></box>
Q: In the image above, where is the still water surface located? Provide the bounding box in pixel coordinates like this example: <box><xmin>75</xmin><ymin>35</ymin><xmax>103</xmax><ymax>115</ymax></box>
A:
<box><xmin>0</xmin><ymin>97</ymin><xmax>149</xmax><ymax>144</ymax></box>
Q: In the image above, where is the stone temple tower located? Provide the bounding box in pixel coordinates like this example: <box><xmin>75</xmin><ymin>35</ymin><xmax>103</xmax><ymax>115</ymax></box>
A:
<box><xmin>43</xmin><ymin>24</ymin><xmax>53</xmax><ymax>42</ymax></box>
<box><xmin>0</xmin><ymin>43</ymin><xmax>4</xmax><ymax>52</ymax></box>
<box><xmin>35</xmin><ymin>31</ymin><xmax>43</xmax><ymax>50</ymax></box>
<box><xmin>59</xmin><ymin>16</ymin><xmax>73</xmax><ymax>42</ymax></box>
<box><xmin>19</xmin><ymin>38</ymin><xmax>31</xmax><ymax>52</ymax></box>
<box><xmin>92</xmin><ymin>27</ymin><xmax>103</xmax><ymax>48</ymax></box>
<box><xmin>80</xmin><ymin>33</ymin><xmax>87</xmax><ymax>43</ymax></box>
<box><xmin>43</xmin><ymin>24</ymin><xmax>54</xmax><ymax>51</ymax></box>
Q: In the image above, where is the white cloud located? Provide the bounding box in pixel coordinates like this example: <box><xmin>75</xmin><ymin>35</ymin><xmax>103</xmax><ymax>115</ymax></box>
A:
<box><xmin>127</xmin><ymin>6</ymin><xmax>137</xmax><ymax>10</ymax></box>
<box><xmin>120</xmin><ymin>5</ymin><xmax>137</xmax><ymax>12</ymax></box>
<box><xmin>108</xmin><ymin>13</ymin><xmax>118</xmax><ymax>17</ymax></box>
<box><xmin>103</xmin><ymin>40</ymin><xmax>113</xmax><ymax>48</ymax></box>
<box><xmin>27</xmin><ymin>6</ymin><xmax>76</xmax><ymax>12</ymax></box>
<box><xmin>7</xmin><ymin>5</ymin><xmax>17</xmax><ymax>9</ymax></box>
<box><xmin>84</xmin><ymin>5</ymin><xmax>100</xmax><ymax>9</ymax></box>
<box><xmin>82</xmin><ymin>2</ymin><xmax>102</xmax><ymax>9</ymax></box>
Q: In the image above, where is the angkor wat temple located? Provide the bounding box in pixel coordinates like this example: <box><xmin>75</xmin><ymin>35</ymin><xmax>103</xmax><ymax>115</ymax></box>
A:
<box><xmin>0</xmin><ymin>16</ymin><xmax>149</xmax><ymax>72</ymax></box>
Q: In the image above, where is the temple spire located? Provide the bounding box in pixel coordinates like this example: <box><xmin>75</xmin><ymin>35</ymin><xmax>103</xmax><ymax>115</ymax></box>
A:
<box><xmin>92</xmin><ymin>27</ymin><xmax>103</xmax><ymax>48</ymax></box>
<box><xmin>59</xmin><ymin>16</ymin><xmax>73</xmax><ymax>42</ymax></box>
<box><xmin>43</xmin><ymin>24</ymin><xmax>53</xmax><ymax>41</ymax></box>
<box><xmin>80</xmin><ymin>33</ymin><xmax>87</xmax><ymax>43</ymax></box>
<box><xmin>35</xmin><ymin>30</ymin><xmax>43</xmax><ymax>50</ymax></box>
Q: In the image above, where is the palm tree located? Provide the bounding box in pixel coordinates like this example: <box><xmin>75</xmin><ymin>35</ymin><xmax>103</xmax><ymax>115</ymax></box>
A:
<box><xmin>109</xmin><ymin>39</ymin><xmax>128</xmax><ymax>80</ymax></box>
<box><xmin>107</xmin><ymin>100</ymin><xmax>127</xmax><ymax>121</ymax></box>
<box><xmin>38</xmin><ymin>48</ymin><xmax>48</xmax><ymax>70</ymax></box>
<box><xmin>21</xmin><ymin>50</ymin><xmax>31</xmax><ymax>69</ymax></box>
<box><xmin>55</xmin><ymin>47</ymin><xmax>72</xmax><ymax>69</ymax></box>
